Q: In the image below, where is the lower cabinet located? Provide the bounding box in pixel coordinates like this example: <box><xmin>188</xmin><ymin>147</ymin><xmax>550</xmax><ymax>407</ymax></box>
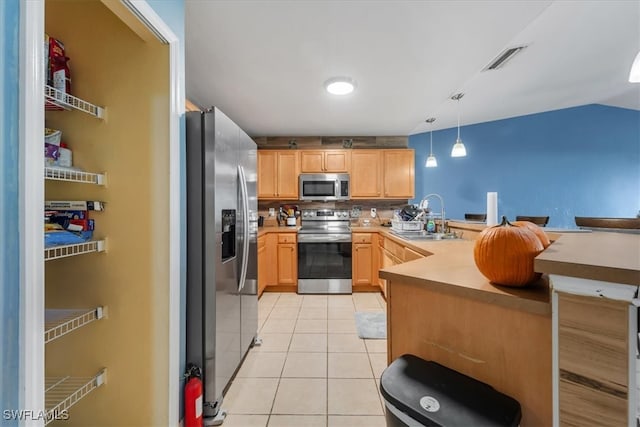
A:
<box><xmin>257</xmin><ymin>235</ymin><xmax>267</xmax><ymax>297</ymax></box>
<box><xmin>260</xmin><ymin>232</ymin><xmax>298</xmax><ymax>295</ymax></box>
<box><xmin>259</xmin><ymin>230</ymin><xmax>425</xmax><ymax>297</ymax></box>
<box><xmin>377</xmin><ymin>235</ymin><xmax>425</xmax><ymax>298</ymax></box>
<box><xmin>378</xmin><ymin>239</ymin><xmax>402</xmax><ymax>298</ymax></box>
<box><xmin>277</xmin><ymin>233</ymin><xmax>298</xmax><ymax>286</ymax></box>
<box><xmin>352</xmin><ymin>233</ymin><xmax>379</xmax><ymax>291</ymax></box>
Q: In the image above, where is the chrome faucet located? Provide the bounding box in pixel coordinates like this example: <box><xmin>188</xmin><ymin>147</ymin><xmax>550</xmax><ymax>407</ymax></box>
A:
<box><xmin>419</xmin><ymin>193</ymin><xmax>446</xmax><ymax>233</ymax></box>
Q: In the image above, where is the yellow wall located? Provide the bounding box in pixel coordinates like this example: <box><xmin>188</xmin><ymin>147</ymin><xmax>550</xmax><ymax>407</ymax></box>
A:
<box><xmin>44</xmin><ymin>1</ymin><xmax>170</xmax><ymax>425</ymax></box>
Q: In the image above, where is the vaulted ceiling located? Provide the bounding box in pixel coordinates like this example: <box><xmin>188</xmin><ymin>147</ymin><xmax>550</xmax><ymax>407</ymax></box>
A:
<box><xmin>185</xmin><ymin>1</ymin><xmax>640</xmax><ymax>136</ymax></box>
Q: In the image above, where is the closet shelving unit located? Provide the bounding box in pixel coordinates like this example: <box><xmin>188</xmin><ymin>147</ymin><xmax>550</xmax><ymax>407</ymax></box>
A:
<box><xmin>44</xmin><ymin>370</ymin><xmax>106</xmax><ymax>425</ymax></box>
<box><xmin>44</xmin><ymin>84</ymin><xmax>107</xmax><ymax>421</ymax></box>
<box><xmin>44</xmin><ymin>307</ymin><xmax>104</xmax><ymax>344</ymax></box>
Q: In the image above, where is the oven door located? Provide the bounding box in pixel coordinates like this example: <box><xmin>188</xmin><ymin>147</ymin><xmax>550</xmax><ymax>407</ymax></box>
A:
<box><xmin>297</xmin><ymin>233</ymin><xmax>352</xmax><ymax>294</ymax></box>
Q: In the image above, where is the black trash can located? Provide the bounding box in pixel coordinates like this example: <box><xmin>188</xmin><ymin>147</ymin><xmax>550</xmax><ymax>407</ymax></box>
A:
<box><xmin>380</xmin><ymin>354</ymin><xmax>521</xmax><ymax>427</ymax></box>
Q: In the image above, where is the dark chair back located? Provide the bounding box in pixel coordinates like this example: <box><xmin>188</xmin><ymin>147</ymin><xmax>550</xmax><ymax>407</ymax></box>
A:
<box><xmin>515</xmin><ymin>216</ymin><xmax>549</xmax><ymax>227</ymax></box>
<box><xmin>465</xmin><ymin>213</ymin><xmax>487</xmax><ymax>221</ymax></box>
<box><xmin>575</xmin><ymin>217</ymin><xmax>640</xmax><ymax>230</ymax></box>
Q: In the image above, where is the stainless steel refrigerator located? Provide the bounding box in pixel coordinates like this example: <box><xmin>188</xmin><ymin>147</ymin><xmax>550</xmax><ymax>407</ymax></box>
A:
<box><xmin>186</xmin><ymin>108</ymin><xmax>258</xmax><ymax>424</ymax></box>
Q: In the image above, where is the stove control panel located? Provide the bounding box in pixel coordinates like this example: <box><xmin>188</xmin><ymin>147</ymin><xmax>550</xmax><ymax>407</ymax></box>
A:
<box><xmin>301</xmin><ymin>209</ymin><xmax>351</xmax><ymax>220</ymax></box>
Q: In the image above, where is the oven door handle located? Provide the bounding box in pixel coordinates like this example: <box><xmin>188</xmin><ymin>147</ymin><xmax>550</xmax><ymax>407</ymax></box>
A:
<box><xmin>298</xmin><ymin>234</ymin><xmax>352</xmax><ymax>243</ymax></box>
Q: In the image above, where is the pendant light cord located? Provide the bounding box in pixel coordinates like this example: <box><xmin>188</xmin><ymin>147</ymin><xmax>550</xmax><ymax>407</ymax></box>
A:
<box><xmin>451</xmin><ymin>93</ymin><xmax>464</xmax><ymax>141</ymax></box>
<box><xmin>425</xmin><ymin>117</ymin><xmax>438</xmax><ymax>167</ymax></box>
<box><xmin>457</xmin><ymin>99</ymin><xmax>461</xmax><ymax>140</ymax></box>
<box><xmin>426</xmin><ymin>117</ymin><xmax>436</xmax><ymax>155</ymax></box>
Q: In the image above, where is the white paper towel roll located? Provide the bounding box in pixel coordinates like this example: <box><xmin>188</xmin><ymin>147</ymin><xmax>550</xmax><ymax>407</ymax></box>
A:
<box><xmin>487</xmin><ymin>192</ymin><xmax>498</xmax><ymax>226</ymax></box>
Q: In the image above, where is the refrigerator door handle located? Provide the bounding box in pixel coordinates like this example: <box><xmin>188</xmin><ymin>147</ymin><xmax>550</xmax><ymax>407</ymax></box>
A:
<box><xmin>238</xmin><ymin>165</ymin><xmax>250</xmax><ymax>292</ymax></box>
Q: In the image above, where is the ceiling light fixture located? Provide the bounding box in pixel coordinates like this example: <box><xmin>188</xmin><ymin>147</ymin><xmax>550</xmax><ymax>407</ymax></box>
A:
<box><xmin>425</xmin><ymin>118</ymin><xmax>437</xmax><ymax>168</ymax></box>
<box><xmin>450</xmin><ymin>93</ymin><xmax>467</xmax><ymax>158</ymax></box>
<box><xmin>324</xmin><ymin>77</ymin><xmax>356</xmax><ymax>95</ymax></box>
<box><xmin>482</xmin><ymin>45</ymin><xmax>528</xmax><ymax>71</ymax></box>
<box><xmin>629</xmin><ymin>51</ymin><xmax>640</xmax><ymax>83</ymax></box>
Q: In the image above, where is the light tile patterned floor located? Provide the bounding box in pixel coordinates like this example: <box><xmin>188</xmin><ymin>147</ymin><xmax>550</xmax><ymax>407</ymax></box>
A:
<box><xmin>222</xmin><ymin>293</ymin><xmax>388</xmax><ymax>427</ymax></box>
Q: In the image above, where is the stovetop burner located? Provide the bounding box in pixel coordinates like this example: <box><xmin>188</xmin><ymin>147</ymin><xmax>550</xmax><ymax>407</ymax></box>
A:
<box><xmin>299</xmin><ymin>209</ymin><xmax>351</xmax><ymax>234</ymax></box>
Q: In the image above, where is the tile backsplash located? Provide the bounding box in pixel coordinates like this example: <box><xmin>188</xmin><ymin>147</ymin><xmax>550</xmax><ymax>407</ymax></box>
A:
<box><xmin>258</xmin><ymin>200</ymin><xmax>410</xmax><ymax>227</ymax></box>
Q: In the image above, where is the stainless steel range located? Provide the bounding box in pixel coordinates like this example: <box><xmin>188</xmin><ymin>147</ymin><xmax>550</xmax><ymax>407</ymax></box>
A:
<box><xmin>297</xmin><ymin>209</ymin><xmax>352</xmax><ymax>294</ymax></box>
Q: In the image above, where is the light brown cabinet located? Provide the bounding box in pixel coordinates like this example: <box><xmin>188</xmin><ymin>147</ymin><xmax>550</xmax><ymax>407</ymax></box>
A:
<box><xmin>300</xmin><ymin>150</ymin><xmax>350</xmax><ymax>173</ymax></box>
<box><xmin>352</xmin><ymin>233</ymin><xmax>379</xmax><ymax>290</ymax></box>
<box><xmin>383</xmin><ymin>149</ymin><xmax>415</xmax><ymax>198</ymax></box>
<box><xmin>351</xmin><ymin>149</ymin><xmax>414</xmax><ymax>199</ymax></box>
<box><xmin>257</xmin><ymin>235</ymin><xmax>267</xmax><ymax>297</ymax></box>
<box><xmin>264</xmin><ymin>233</ymin><xmax>278</xmax><ymax>288</ymax></box>
<box><xmin>376</xmin><ymin>234</ymin><xmax>424</xmax><ymax>297</ymax></box>
<box><xmin>378</xmin><ymin>237</ymin><xmax>402</xmax><ymax>298</ymax></box>
<box><xmin>277</xmin><ymin>233</ymin><xmax>298</xmax><ymax>286</ymax></box>
<box><xmin>258</xmin><ymin>150</ymin><xmax>299</xmax><ymax>199</ymax></box>
<box><xmin>260</xmin><ymin>232</ymin><xmax>297</xmax><ymax>293</ymax></box>
<box><xmin>350</xmin><ymin>150</ymin><xmax>382</xmax><ymax>198</ymax></box>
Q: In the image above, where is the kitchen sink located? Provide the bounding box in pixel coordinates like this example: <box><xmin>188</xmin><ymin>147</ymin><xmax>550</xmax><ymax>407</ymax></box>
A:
<box><xmin>390</xmin><ymin>231</ymin><xmax>461</xmax><ymax>241</ymax></box>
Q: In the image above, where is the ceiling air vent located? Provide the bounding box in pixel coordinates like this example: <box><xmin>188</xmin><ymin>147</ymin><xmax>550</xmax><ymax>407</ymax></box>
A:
<box><xmin>482</xmin><ymin>45</ymin><xmax>528</xmax><ymax>71</ymax></box>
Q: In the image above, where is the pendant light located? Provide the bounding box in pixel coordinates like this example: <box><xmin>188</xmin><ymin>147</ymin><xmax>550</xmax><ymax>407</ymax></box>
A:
<box><xmin>425</xmin><ymin>118</ymin><xmax>437</xmax><ymax>167</ymax></box>
<box><xmin>451</xmin><ymin>93</ymin><xmax>467</xmax><ymax>157</ymax></box>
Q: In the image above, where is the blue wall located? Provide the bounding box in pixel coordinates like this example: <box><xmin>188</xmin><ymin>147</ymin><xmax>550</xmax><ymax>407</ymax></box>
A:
<box><xmin>1</xmin><ymin>0</ymin><xmax>21</xmax><ymax>423</ymax></box>
<box><xmin>410</xmin><ymin>104</ymin><xmax>640</xmax><ymax>228</ymax></box>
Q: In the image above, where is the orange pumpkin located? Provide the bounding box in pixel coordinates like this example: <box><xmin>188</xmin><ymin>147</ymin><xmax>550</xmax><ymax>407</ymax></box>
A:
<box><xmin>474</xmin><ymin>216</ymin><xmax>545</xmax><ymax>287</ymax></box>
<box><xmin>512</xmin><ymin>220</ymin><xmax>551</xmax><ymax>249</ymax></box>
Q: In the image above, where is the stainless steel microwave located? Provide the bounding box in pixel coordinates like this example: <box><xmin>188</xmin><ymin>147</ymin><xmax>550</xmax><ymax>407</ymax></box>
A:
<box><xmin>299</xmin><ymin>173</ymin><xmax>350</xmax><ymax>201</ymax></box>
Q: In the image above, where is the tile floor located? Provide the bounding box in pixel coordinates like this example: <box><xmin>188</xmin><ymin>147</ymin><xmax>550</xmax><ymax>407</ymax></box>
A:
<box><xmin>221</xmin><ymin>292</ymin><xmax>389</xmax><ymax>427</ymax></box>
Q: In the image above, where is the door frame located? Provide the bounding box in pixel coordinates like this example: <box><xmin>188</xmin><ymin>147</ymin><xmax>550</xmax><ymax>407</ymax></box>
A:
<box><xmin>19</xmin><ymin>0</ymin><xmax>182</xmax><ymax>424</ymax></box>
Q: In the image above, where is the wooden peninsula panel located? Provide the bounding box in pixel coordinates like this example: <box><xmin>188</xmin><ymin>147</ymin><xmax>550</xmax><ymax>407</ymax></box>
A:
<box><xmin>535</xmin><ymin>231</ymin><xmax>639</xmax><ymax>426</ymax></box>
<box><xmin>381</xmin><ymin>239</ymin><xmax>552</xmax><ymax>427</ymax></box>
<box><xmin>557</xmin><ymin>293</ymin><xmax>629</xmax><ymax>426</ymax></box>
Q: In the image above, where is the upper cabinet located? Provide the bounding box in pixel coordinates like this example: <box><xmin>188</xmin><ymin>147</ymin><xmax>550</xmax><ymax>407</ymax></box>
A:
<box><xmin>300</xmin><ymin>150</ymin><xmax>350</xmax><ymax>173</ymax></box>
<box><xmin>350</xmin><ymin>150</ymin><xmax>382</xmax><ymax>198</ymax></box>
<box><xmin>351</xmin><ymin>149</ymin><xmax>414</xmax><ymax>199</ymax></box>
<box><xmin>258</xmin><ymin>147</ymin><xmax>414</xmax><ymax>200</ymax></box>
<box><xmin>258</xmin><ymin>150</ymin><xmax>299</xmax><ymax>199</ymax></box>
<box><xmin>382</xmin><ymin>149</ymin><xmax>415</xmax><ymax>199</ymax></box>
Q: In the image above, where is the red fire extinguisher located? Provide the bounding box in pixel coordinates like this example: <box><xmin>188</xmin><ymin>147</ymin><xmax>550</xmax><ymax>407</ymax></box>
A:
<box><xmin>184</xmin><ymin>365</ymin><xmax>203</xmax><ymax>427</ymax></box>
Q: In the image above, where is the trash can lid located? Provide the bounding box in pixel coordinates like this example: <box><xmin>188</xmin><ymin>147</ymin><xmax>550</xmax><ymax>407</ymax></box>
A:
<box><xmin>380</xmin><ymin>354</ymin><xmax>521</xmax><ymax>427</ymax></box>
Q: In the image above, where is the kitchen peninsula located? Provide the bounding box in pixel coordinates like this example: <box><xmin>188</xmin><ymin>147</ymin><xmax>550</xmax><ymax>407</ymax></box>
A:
<box><xmin>378</xmin><ymin>237</ymin><xmax>552</xmax><ymax>426</ymax></box>
<box><xmin>379</xmin><ymin>229</ymin><xmax>640</xmax><ymax>426</ymax></box>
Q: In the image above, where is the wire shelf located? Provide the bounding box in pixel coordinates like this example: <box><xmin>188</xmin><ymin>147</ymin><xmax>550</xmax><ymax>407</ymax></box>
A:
<box><xmin>45</xmin><ymin>167</ymin><xmax>106</xmax><ymax>185</ymax></box>
<box><xmin>45</xmin><ymin>369</ymin><xmax>106</xmax><ymax>425</ymax></box>
<box><xmin>45</xmin><ymin>307</ymin><xmax>104</xmax><ymax>344</ymax></box>
<box><xmin>45</xmin><ymin>240</ymin><xmax>106</xmax><ymax>261</ymax></box>
<box><xmin>45</xmin><ymin>85</ymin><xmax>105</xmax><ymax>118</ymax></box>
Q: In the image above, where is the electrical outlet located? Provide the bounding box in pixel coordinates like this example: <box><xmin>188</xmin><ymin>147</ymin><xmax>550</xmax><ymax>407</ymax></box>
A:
<box><xmin>370</xmin><ymin>207</ymin><xmax>377</xmax><ymax>218</ymax></box>
<box><xmin>268</xmin><ymin>208</ymin><xmax>275</xmax><ymax>217</ymax></box>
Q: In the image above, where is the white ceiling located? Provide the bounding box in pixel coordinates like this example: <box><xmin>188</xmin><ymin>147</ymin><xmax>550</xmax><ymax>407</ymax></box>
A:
<box><xmin>185</xmin><ymin>0</ymin><xmax>640</xmax><ymax>136</ymax></box>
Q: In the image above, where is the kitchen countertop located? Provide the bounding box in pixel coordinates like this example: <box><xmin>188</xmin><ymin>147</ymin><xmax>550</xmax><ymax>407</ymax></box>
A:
<box><xmin>446</xmin><ymin>220</ymin><xmax>590</xmax><ymax>240</ymax></box>
<box><xmin>257</xmin><ymin>225</ymin><xmax>299</xmax><ymax>237</ymax></box>
<box><xmin>378</xmin><ymin>226</ymin><xmax>640</xmax><ymax>315</ymax></box>
<box><xmin>377</xmin><ymin>237</ymin><xmax>551</xmax><ymax>315</ymax></box>
<box><xmin>534</xmin><ymin>231</ymin><xmax>640</xmax><ymax>285</ymax></box>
